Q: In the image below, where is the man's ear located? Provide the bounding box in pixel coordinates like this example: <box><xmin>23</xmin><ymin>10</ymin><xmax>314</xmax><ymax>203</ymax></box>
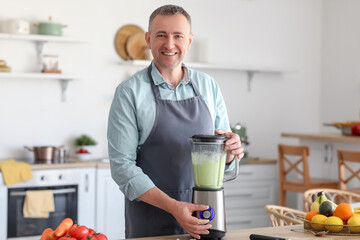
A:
<box><xmin>145</xmin><ymin>32</ymin><xmax>151</xmax><ymax>48</ymax></box>
<box><xmin>188</xmin><ymin>33</ymin><xmax>193</xmax><ymax>50</ymax></box>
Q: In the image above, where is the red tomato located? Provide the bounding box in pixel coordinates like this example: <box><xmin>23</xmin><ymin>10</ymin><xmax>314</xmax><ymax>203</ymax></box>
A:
<box><xmin>68</xmin><ymin>225</ymin><xmax>89</xmax><ymax>239</ymax></box>
<box><xmin>352</xmin><ymin>123</ymin><xmax>360</xmax><ymax>136</ymax></box>
<box><xmin>94</xmin><ymin>233</ymin><xmax>108</xmax><ymax>240</ymax></box>
<box><xmin>58</xmin><ymin>236</ymin><xmax>76</xmax><ymax>240</ymax></box>
<box><xmin>80</xmin><ymin>236</ymin><xmax>96</xmax><ymax>240</ymax></box>
<box><xmin>88</xmin><ymin>228</ymin><xmax>95</xmax><ymax>235</ymax></box>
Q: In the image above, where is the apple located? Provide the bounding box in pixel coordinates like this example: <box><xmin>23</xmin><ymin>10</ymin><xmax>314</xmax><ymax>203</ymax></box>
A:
<box><xmin>351</xmin><ymin>123</ymin><xmax>360</xmax><ymax>136</ymax></box>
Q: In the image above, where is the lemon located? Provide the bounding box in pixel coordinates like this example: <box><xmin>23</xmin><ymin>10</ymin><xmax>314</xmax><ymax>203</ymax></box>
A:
<box><xmin>311</xmin><ymin>214</ymin><xmax>327</xmax><ymax>230</ymax></box>
<box><xmin>324</xmin><ymin>216</ymin><xmax>343</xmax><ymax>232</ymax></box>
<box><xmin>347</xmin><ymin>215</ymin><xmax>360</xmax><ymax>233</ymax></box>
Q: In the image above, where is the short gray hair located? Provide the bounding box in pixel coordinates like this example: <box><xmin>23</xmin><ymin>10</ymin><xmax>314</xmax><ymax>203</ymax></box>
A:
<box><xmin>148</xmin><ymin>4</ymin><xmax>191</xmax><ymax>32</ymax></box>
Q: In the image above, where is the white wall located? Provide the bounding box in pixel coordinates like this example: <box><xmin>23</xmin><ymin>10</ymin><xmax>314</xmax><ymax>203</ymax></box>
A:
<box><xmin>321</xmin><ymin>0</ymin><xmax>360</xmax><ymax>127</ymax></box>
<box><xmin>0</xmin><ymin>0</ymin><xmax>323</xmax><ymax>160</ymax></box>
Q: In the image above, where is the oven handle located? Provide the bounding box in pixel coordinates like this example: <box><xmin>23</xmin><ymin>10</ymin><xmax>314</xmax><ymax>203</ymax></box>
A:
<box><xmin>9</xmin><ymin>188</ymin><xmax>76</xmax><ymax>196</ymax></box>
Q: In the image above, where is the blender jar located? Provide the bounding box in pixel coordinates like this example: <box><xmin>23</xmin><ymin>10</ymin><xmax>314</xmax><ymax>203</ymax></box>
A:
<box><xmin>189</xmin><ymin>135</ymin><xmax>228</xmax><ymax>189</ymax></box>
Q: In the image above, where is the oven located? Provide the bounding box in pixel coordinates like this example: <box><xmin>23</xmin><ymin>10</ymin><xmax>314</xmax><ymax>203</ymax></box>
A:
<box><xmin>5</xmin><ymin>169</ymin><xmax>81</xmax><ymax>240</ymax></box>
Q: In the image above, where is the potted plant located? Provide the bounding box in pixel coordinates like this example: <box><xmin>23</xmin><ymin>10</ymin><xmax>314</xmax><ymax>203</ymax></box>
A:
<box><xmin>74</xmin><ymin>134</ymin><xmax>97</xmax><ymax>160</ymax></box>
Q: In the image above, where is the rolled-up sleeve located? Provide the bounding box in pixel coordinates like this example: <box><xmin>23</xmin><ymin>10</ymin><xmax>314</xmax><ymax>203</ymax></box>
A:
<box><xmin>107</xmin><ymin>84</ymin><xmax>155</xmax><ymax>201</ymax></box>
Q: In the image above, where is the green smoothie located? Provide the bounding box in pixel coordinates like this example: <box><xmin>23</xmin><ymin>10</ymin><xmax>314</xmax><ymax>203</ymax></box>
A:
<box><xmin>192</xmin><ymin>152</ymin><xmax>226</xmax><ymax>189</ymax></box>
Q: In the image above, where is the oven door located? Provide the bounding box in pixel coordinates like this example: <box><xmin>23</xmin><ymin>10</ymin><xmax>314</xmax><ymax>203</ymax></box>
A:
<box><xmin>7</xmin><ymin>185</ymin><xmax>77</xmax><ymax>239</ymax></box>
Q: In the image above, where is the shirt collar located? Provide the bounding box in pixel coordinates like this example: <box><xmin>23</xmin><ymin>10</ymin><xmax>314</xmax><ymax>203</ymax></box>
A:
<box><xmin>150</xmin><ymin>61</ymin><xmax>190</xmax><ymax>86</ymax></box>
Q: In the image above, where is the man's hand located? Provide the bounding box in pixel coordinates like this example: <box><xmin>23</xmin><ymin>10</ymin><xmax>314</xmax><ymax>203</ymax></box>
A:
<box><xmin>170</xmin><ymin>201</ymin><xmax>212</xmax><ymax>239</ymax></box>
<box><xmin>215</xmin><ymin>129</ymin><xmax>244</xmax><ymax>163</ymax></box>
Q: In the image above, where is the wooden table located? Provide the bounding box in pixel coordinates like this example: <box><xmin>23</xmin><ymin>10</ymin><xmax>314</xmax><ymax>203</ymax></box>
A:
<box><xmin>122</xmin><ymin>225</ymin><xmax>360</xmax><ymax>240</ymax></box>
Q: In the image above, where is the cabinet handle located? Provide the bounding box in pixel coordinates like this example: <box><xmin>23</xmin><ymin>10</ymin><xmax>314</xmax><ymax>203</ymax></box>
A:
<box><xmin>85</xmin><ymin>174</ymin><xmax>89</xmax><ymax>192</ymax></box>
<box><xmin>238</xmin><ymin>172</ymin><xmax>253</xmax><ymax>175</ymax></box>
<box><xmin>237</xmin><ymin>193</ymin><xmax>253</xmax><ymax>198</ymax></box>
<box><xmin>10</xmin><ymin>188</ymin><xmax>76</xmax><ymax>196</ymax></box>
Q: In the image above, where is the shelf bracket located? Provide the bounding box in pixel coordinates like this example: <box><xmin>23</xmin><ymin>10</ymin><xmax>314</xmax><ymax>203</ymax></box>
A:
<box><xmin>35</xmin><ymin>41</ymin><xmax>47</xmax><ymax>65</ymax></box>
<box><xmin>59</xmin><ymin>79</ymin><xmax>71</xmax><ymax>102</ymax></box>
<box><xmin>246</xmin><ymin>71</ymin><xmax>258</xmax><ymax>92</ymax></box>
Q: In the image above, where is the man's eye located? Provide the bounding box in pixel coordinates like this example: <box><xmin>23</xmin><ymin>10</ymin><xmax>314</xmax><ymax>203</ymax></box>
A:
<box><xmin>157</xmin><ymin>34</ymin><xmax>166</xmax><ymax>38</ymax></box>
<box><xmin>175</xmin><ymin>35</ymin><xmax>184</xmax><ymax>39</ymax></box>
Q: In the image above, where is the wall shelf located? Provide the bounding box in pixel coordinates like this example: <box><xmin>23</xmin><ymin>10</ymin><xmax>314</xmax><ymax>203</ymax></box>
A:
<box><xmin>0</xmin><ymin>33</ymin><xmax>88</xmax><ymax>101</ymax></box>
<box><xmin>119</xmin><ymin>60</ymin><xmax>286</xmax><ymax>91</ymax></box>
<box><xmin>0</xmin><ymin>72</ymin><xmax>91</xmax><ymax>102</ymax></box>
<box><xmin>0</xmin><ymin>33</ymin><xmax>86</xmax><ymax>64</ymax></box>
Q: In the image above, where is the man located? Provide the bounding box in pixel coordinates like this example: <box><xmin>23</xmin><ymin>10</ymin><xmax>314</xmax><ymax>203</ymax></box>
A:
<box><xmin>108</xmin><ymin>4</ymin><xmax>244</xmax><ymax>239</ymax></box>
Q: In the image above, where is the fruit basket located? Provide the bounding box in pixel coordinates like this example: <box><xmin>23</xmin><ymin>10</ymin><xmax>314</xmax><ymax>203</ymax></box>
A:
<box><xmin>299</xmin><ymin>217</ymin><xmax>360</xmax><ymax>236</ymax></box>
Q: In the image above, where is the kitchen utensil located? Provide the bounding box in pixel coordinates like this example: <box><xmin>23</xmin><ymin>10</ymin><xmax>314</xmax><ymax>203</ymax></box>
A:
<box><xmin>290</xmin><ymin>228</ymin><xmax>327</xmax><ymax>236</ymax></box>
<box><xmin>190</xmin><ymin>134</ymin><xmax>239</xmax><ymax>239</ymax></box>
<box><xmin>34</xmin><ymin>16</ymin><xmax>67</xmax><ymax>36</ymax></box>
<box><xmin>114</xmin><ymin>24</ymin><xmax>144</xmax><ymax>60</ymax></box>
<box><xmin>24</xmin><ymin>145</ymin><xmax>64</xmax><ymax>164</ymax></box>
<box><xmin>1</xmin><ymin>19</ymin><xmax>30</xmax><ymax>34</ymax></box>
<box><xmin>249</xmin><ymin>234</ymin><xmax>290</xmax><ymax>240</ymax></box>
<box><xmin>126</xmin><ymin>31</ymin><xmax>151</xmax><ymax>60</ymax></box>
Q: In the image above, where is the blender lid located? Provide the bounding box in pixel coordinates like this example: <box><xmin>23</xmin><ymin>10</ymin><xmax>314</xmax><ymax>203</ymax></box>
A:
<box><xmin>190</xmin><ymin>134</ymin><xmax>228</xmax><ymax>143</ymax></box>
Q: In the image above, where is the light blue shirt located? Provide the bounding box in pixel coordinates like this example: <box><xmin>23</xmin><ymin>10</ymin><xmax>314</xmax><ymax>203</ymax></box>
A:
<box><xmin>108</xmin><ymin>62</ymin><xmax>232</xmax><ymax>201</ymax></box>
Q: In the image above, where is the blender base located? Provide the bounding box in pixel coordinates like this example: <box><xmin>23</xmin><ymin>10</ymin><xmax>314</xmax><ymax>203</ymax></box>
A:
<box><xmin>200</xmin><ymin>229</ymin><xmax>226</xmax><ymax>240</ymax></box>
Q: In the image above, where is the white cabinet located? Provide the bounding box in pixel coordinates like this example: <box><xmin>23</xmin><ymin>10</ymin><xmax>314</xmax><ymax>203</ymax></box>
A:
<box><xmin>0</xmin><ymin>173</ymin><xmax>7</xmax><ymax>240</ymax></box>
<box><xmin>223</xmin><ymin>164</ymin><xmax>277</xmax><ymax>230</ymax></box>
<box><xmin>78</xmin><ymin>168</ymin><xmax>96</xmax><ymax>228</ymax></box>
<box><xmin>96</xmin><ymin>168</ymin><xmax>125</xmax><ymax>239</ymax></box>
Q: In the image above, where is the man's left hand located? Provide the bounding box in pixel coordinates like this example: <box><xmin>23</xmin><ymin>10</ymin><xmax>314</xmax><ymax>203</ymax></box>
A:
<box><xmin>215</xmin><ymin>129</ymin><xmax>244</xmax><ymax>164</ymax></box>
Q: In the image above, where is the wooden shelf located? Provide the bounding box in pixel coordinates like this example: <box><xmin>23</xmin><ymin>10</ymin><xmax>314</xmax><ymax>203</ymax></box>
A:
<box><xmin>120</xmin><ymin>60</ymin><xmax>288</xmax><ymax>91</ymax></box>
<box><xmin>281</xmin><ymin>132</ymin><xmax>360</xmax><ymax>144</ymax></box>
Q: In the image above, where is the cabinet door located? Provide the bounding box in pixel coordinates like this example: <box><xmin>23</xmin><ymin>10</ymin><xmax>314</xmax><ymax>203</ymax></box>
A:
<box><xmin>96</xmin><ymin>168</ymin><xmax>125</xmax><ymax>239</ymax></box>
<box><xmin>224</xmin><ymin>164</ymin><xmax>277</xmax><ymax>229</ymax></box>
<box><xmin>78</xmin><ymin>168</ymin><xmax>96</xmax><ymax>228</ymax></box>
<box><xmin>0</xmin><ymin>174</ymin><xmax>7</xmax><ymax>240</ymax></box>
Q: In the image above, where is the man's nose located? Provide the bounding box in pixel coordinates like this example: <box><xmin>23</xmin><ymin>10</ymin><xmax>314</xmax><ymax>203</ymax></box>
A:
<box><xmin>164</xmin><ymin>37</ymin><xmax>175</xmax><ymax>48</ymax></box>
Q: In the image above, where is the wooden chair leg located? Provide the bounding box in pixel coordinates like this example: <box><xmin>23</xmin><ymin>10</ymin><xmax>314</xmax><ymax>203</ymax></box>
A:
<box><xmin>279</xmin><ymin>189</ymin><xmax>286</xmax><ymax>206</ymax></box>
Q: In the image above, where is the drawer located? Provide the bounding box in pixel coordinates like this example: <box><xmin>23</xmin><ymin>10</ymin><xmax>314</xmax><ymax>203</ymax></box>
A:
<box><xmin>224</xmin><ymin>181</ymin><xmax>276</xmax><ymax>208</ymax></box>
<box><xmin>236</xmin><ymin>164</ymin><xmax>276</xmax><ymax>181</ymax></box>
<box><xmin>226</xmin><ymin>211</ymin><xmax>271</xmax><ymax>230</ymax></box>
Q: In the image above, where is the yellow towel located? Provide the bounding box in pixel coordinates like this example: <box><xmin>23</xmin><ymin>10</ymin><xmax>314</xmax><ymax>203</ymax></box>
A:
<box><xmin>23</xmin><ymin>190</ymin><xmax>55</xmax><ymax>218</ymax></box>
<box><xmin>0</xmin><ymin>159</ymin><xmax>33</xmax><ymax>185</ymax></box>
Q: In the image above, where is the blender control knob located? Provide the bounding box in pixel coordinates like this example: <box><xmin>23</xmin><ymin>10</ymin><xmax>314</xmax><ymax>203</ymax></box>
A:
<box><xmin>200</xmin><ymin>207</ymin><xmax>215</xmax><ymax>221</ymax></box>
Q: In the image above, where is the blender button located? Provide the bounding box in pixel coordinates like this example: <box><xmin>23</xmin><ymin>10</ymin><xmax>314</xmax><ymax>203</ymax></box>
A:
<box><xmin>202</xmin><ymin>210</ymin><xmax>212</xmax><ymax>219</ymax></box>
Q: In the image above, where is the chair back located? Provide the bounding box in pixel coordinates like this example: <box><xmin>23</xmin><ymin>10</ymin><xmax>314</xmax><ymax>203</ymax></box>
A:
<box><xmin>338</xmin><ymin>149</ymin><xmax>360</xmax><ymax>190</ymax></box>
<box><xmin>265</xmin><ymin>205</ymin><xmax>305</xmax><ymax>227</ymax></box>
<box><xmin>303</xmin><ymin>188</ymin><xmax>360</xmax><ymax>212</ymax></box>
<box><xmin>278</xmin><ymin>144</ymin><xmax>310</xmax><ymax>186</ymax></box>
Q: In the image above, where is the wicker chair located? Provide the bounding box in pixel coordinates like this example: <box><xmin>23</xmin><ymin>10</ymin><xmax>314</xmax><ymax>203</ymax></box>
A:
<box><xmin>303</xmin><ymin>188</ymin><xmax>360</xmax><ymax>212</ymax></box>
<box><xmin>265</xmin><ymin>204</ymin><xmax>306</xmax><ymax>227</ymax></box>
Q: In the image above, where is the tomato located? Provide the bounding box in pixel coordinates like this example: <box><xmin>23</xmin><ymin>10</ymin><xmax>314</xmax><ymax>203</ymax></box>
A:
<box><xmin>94</xmin><ymin>233</ymin><xmax>108</xmax><ymax>240</ymax></box>
<box><xmin>80</xmin><ymin>236</ymin><xmax>96</xmax><ymax>240</ymax></box>
<box><xmin>352</xmin><ymin>123</ymin><xmax>360</xmax><ymax>136</ymax></box>
<box><xmin>69</xmin><ymin>225</ymin><xmax>89</xmax><ymax>239</ymax></box>
<box><xmin>58</xmin><ymin>236</ymin><xmax>76</xmax><ymax>240</ymax></box>
<box><xmin>88</xmin><ymin>228</ymin><xmax>95</xmax><ymax>235</ymax></box>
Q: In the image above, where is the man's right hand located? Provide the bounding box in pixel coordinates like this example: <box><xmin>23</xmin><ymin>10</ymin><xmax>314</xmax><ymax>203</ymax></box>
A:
<box><xmin>170</xmin><ymin>201</ymin><xmax>212</xmax><ymax>239</ymax></box>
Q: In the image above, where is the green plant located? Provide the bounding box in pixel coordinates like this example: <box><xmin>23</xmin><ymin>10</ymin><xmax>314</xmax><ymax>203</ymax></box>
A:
<box><xmin>74</xmin><ymin>134</ymin><xmax>97</xmax><ymax>146</ymax></box>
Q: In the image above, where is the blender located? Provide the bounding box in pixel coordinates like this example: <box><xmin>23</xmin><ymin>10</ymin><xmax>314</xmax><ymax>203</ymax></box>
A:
<box><xmin>189</xmin><ymin>134</ymin><xmax>239</xmax><ymax>240</ymax></box>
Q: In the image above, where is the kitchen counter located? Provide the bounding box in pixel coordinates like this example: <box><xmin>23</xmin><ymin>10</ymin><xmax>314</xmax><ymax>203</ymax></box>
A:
<box><xmin>281</xmin><ymin>132</ymin><xmax>360</xmax><ymax>144</ymax></box>
<box><xmin>2</xmin><ymin>157</ymin><xmax>276</xmax><ymax>171</ymax></box>
<box><xmin>122</xmin><ymin>225</ymin><xmax>360</xmax><ymax>240</ymax></box>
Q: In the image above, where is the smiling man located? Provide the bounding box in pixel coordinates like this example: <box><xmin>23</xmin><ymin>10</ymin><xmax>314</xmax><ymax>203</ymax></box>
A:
<box><xmin>108</xmin><ymin>4</ymin><xmax>244</xmax><ymax>239</ymax></box>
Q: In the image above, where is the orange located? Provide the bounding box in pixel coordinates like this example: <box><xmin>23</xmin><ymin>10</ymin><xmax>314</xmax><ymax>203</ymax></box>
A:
<box><xmin>305</xmin><ymin>210</ymin><xmax>319</xmax><ymax>221</ymax></box>
<box><xmin>333</xmin><ymin>203</ymin><xmax>354</xmax><ymax>221</ymax></box>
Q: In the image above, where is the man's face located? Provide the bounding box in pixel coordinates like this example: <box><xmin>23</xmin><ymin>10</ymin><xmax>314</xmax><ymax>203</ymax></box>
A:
<box><xmin>146</xmin><ymin>14</ymin><xmax>193</xmax><ymax>71</ymax></box>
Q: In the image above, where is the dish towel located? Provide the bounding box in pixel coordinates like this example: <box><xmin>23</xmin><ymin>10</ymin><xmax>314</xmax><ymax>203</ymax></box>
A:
<box><xmin>0</xmin><ymin>159</ymin><xmax>33</xmax><ymax>185</ymax></box>
<box><xmin>23</xmin><ymin>189</ymin><xmax>55</xmax><ymax>218</ymax></box>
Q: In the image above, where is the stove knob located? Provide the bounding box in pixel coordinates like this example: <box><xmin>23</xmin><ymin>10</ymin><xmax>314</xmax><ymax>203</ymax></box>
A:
<box><xmin>200</xmin><ymin>207</ymin><xmax>215</xmax><ymax>221</ymax></box>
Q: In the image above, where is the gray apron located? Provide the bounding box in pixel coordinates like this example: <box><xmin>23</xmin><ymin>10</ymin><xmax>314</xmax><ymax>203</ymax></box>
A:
<box><xmin>125</xmin><ymin>65</ymin><xmax>214</xmax><ymax>238</ymax></box>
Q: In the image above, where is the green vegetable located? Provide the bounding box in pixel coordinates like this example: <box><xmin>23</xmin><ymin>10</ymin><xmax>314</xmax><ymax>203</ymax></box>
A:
<box><xmin>74</xmin><ymin>134</ymin><xmax>97</xmax><ymax>146</ymax></box>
